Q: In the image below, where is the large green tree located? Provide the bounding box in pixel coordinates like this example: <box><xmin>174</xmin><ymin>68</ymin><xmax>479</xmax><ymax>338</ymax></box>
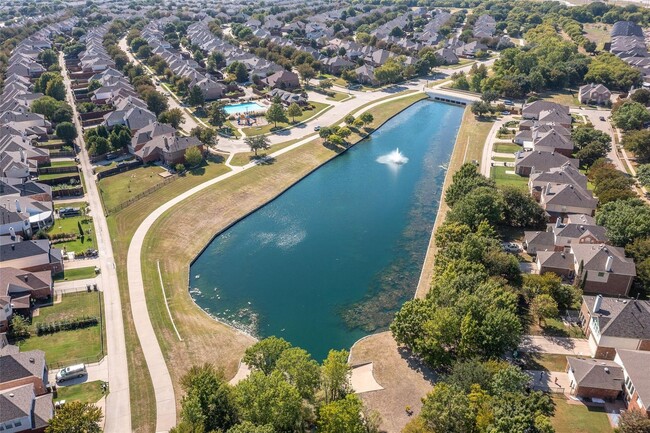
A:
<box><xmin>235</xmin><ymin>371</ymin><xmax>303</xmax><ymax>432</ymax></box>
<box><xmin>55</xmin><ymin>122</ymin><xmax>77</xmax><ymax>143</ymax></box>
<box><xmin>612</xmin><ymin>101</ymin><xmax>650</xmax><ymax>131</ymax></box>
<box><xmin>596</xmin><ymin>198</ymin><xmax>650</xmax><ymax>246</ymax></box>
<box><xmin>275</xmin><ymin>347</ymin><xmax>321</xmax><ymax>401</ymax></box>
<box><xmin>623</xmin><ymin>129</ymin><xmax>650</xmax><ymax>163</ymax></box>
<box><xmin>45</xmin><ymin>401</ymin><xmax>102</xmax><ymax>433</ymax></box>
<box><xmin>447</xmin><ymin>187</ymin><xmax>504</xmax><ymax>229</ymax></box>
<box><xmin>243</xmin><ymin>336</ymin><xmax>292</xmax><ymax>374</ymax></box>
<box><xmin>420</xmin><ymin>383</ymin><xmax>474</xmax><ymax>433</ymax></box>
<box><xmin>45</xmin><ymin>77</ymin><xmax>66</xmax><ymax>101</ymax></box>
<box><xmin>445</xmin><ymin>163</ymin><xmax>495</xmax><ymax>207</ymax></box>
<box><xmin>318</xmin><ymin>394</ymin><xmax>368</xmax><ymax>433</ymax></box>
<box><xmin>321</xmin><ymin>349</ymin><xmax>351</xmax><ymax>403</ymax></box>
<box><xmin>265</xmin><ymin>102</ymin><xmax>288</xmax><ymax>128</ymax></box>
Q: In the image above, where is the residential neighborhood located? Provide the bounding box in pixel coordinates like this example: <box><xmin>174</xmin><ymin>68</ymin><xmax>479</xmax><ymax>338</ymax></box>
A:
<box><xmin>2</xmin><ymin>1</ymin><xmax>650</xmax><ymax>433</ymax></box>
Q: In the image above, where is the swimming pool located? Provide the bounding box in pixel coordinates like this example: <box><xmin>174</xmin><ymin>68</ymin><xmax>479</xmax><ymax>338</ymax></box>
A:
<box><xmin>223</xmin><ymin>102</ymin><xmax>266</xmax><ymax>115</ymax></box>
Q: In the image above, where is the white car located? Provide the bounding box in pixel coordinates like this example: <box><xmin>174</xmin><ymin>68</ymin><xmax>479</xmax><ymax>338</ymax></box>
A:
<box><xmin>503</xmin><ymin>242</ymin><xmax>521</xmax><ymax>253</ymax></box>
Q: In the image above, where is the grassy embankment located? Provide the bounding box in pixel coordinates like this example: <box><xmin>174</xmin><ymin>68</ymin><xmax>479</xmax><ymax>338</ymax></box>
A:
<box><xmin>104</xmin><ymin>92</ymin><xmax>427</xmax><ymax>432</ymax></box>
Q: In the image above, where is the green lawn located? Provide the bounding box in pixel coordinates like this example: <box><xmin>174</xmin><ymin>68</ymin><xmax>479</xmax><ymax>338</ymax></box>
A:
<box><xmin>18</xmin><ymin>292</ymin><xmax>104</xmax><ymax>368</ymax></box>
<box><xmin>494</xmin><ymin>142</ymin><xmax>522</xmax><ymax>153</ymax></box>
<box><xmin>327</xmin><ymin>91</ymin><xmax>351</xmax><ymax>101</ymax></box>
<box><xmin>539</xmin><ymin>89</ymin><xmax>581</xmax><ymax>107</ymax></box>
<box><xmin>520</xmin><ymin>353</ymin><xmax>570</xmax><ymax>372</ymax></box>
<box><xmin>491</xmin><ymin>165</ymin><xmax>529</xmax><ymax>189</ymax></box>
<box><xmin>551</xmin><ymin>396</ymin><xmax>613</xmax><ymax>433</ymax></box>
<box><xmin>47</xmin><ymin>215</ymin><xmax>96</xmax><ymax>253</ymax></box>
<box><xmin>531</xmin><ymin>317</ymin><xmax>586</xmax><ymax>339</ymax></box>
<box><xmin>230</xmin><ymin>134</ymin><xmax>318</xmax><ymax>166</ymax></box>
<box><xmin>493</xmin><ymin>156</ymin><xmax>515</xmax><ymax>162</ymax></box>
<box><xmin>38</xmin><ymin>172</ymin><xmax>80</xmax><ymax>181</ymax></box>
<box><xmin>57</xmin><ymin>381</ymin><xmax>106</xmax><ymax>404</ymax></box>
<box><xmin>49</xmin><ymin>160</ymin><xmax>77</xmax><ymax>167</ymax></box>
<box><xmin>53</xmin><ymin>266</ymin><xmax>97</xmax><ymax>282</ymax></box>
<box><xmin>98</xmin><ymin>165</ymin><xmax>169</xmax><ymax>211</ymax></box>
<box><xmin>54</xmin><ymin>201</ymin><xmax>87</xmax><ymax>210</ymax></box>
<box><xmin>240</xmin><ymin>101</ymin><xmax>331</xmax><ymax>136</ymax></box>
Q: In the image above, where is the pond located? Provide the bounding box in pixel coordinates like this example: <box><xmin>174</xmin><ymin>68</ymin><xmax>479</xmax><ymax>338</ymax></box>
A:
<box><xmin>190</xmin><ymin>100</ymin><xmax>464</xmax><ymax>360</ymax></box>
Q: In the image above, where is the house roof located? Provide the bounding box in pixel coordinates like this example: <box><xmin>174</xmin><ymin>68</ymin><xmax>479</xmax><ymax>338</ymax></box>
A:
<box><xmin>567</xmin><ymin>357</ymin><xmax>624</xmax><ymax>391</ymax></box>
<box><xmin>0</xmin><ymin>349</ymin><xmax>46</xmax><ymax>383</ymax></box>
<box><xmin>515</xmin><ymin>150</ymin><xmax>578</xmax><ymax>173</ymax></box>
<box><xmin>537</xmin><ymin>250</ymin><xmax>574</xmax><ymax>270</ymax></box>
<box><xmin>0</xmin><ymin>384</ymin><xmax>32</xmax><ymax>424</ymax></box>
<box><xmin>572</xmin><ymin>244</ymin><xmax>636</xmax><ymax>276</ymax></box>
<box><xmin>617</xmin><ymin>349</ymin><xmax>650</xmax><ymax>406</ymax></box>
<box><xmin>522</xmin><ymin>101</ymin><xmax>569</xmax><ymax>119</ymax></box>
<box><xmin>611</xmin><ymin>21</ymin><xmax>644</xmax><ymax>38</ymax></box>
<box><xmin>584</xmin><ymin>295</ymin><xmax>650</xmax><ymax>339</ymax></box>
<box><xmin>0</xmin><ymin>239</ymin><xmax>61</xmax><ymax>263</ymax></box>
<box><xmin>523</xmin><ymin>230</ymin><xmax>555</xmax><ymax>250</ymax></box>
<box><xmin>541</xmin><ymin>183</ymin><xmax>598</xmax><ymax>210</ymax></box>
<box><xmin>530</xmin><ymin>163</ymin><xmax>587</xmax><ymax>190</ymax></box>
<box><xmin>0</xmin><ymin>267</ymin><xmax>52</xmax><ymax>299</ymax></box>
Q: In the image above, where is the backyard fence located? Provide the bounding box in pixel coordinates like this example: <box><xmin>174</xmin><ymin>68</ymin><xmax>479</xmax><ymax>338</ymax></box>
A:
<box><xmin>104</xmin><ymin>174</ymin><xmax>177</xmax><ymax>215</ymax></box>
<box><xmin>95</xmin><ymin>160</ymin><xmax>142</xmax><ymax>180</ymax></box>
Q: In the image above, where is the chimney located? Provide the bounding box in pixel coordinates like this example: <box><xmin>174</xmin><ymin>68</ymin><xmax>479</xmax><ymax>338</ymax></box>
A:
<box><xmin>605</xmin><ymin>256</ymin><xmax>613</xmax><ymax>272</ymax></box>
<box><xmin>546</xmin><ymin>183</ymin><xmax>551</xmax><ymax>195</ymax></box>
<box><xmin>555</xmin><ymin>217</ymin><xmax>562</xmax><ymax>228</ymax></box>
<box><xmin>15</xmin><ymin>199</ymin><xmax>21</xmax><ymax>213</ymax></box>
<box><xmin>20</xmin><ymin>149</ymin><xmax>25</xmax><ymax>162</ymax></box>
<box><xmin>594</xmin><ymin>294</ymin><xmax>603</xmax><ymax>313</ymax></box>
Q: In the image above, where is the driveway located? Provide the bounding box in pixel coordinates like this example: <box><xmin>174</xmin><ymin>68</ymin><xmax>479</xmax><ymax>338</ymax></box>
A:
<box><xmin>49</xmin><ymin>356</ymin><xmax>109</xmax><ymax>387</ymax></box>
<box><xmin>519</xmin><ymin>335</ymin><xmax>591</xmax><ymax>356</ymax></box>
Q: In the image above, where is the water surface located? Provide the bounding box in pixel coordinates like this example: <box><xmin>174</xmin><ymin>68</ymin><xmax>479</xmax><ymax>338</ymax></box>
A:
<box><xmin>190</xmin><ymin>100</ymin><xmax>463</xmax><ymax>359</ymax></box>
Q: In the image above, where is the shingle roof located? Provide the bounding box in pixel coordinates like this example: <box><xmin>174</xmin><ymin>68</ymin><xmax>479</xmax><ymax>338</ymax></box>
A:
<box><xmin>617</xmin><ymin>350</ymin><xmax>650</xmax><ymax>406</ymax></box>
<box><xmin>584</xmin><ymin>295</ymin><xmax>650</xmax><ymax>339</ymax></box>
<box><xmin>0</xmin><ymin>349</ymin><xmax>46</xmax><ymax>383</ymax></box>
<box><xmin>567</xmin><ymin>357</ymin><xmax>624</xmax><ymax>390</ymax></box>
<box><xmin>0</xmin><ymin>385</ymin><xmax>32</xmax><ymax>423</ymax></box>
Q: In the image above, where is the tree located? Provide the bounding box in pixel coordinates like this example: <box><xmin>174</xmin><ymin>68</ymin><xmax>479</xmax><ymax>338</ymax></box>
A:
<box><xmin>188</xmin><ymin>85</ymin><xmax>205</xmax><ymax>107</ymax></box>
<box><xmin>287</xmin><ymin>103</ymin><xmax>302</xmax><ymax>123</ymax></box>
<box><xmin>146</xmin><ymin>91</ymin><xmax>169</xmax><ymax>116</ymax></box>
<box><xmin>243</xmin><ymin>336</ymin><xmax>291</xmax><ymax>374</ymax></box>
<box><xmin>530</xmin><ymin>294</ymin><xmax>559</xmax><ymax>325</ymax></box>
<box><xmin>501</xmin><ymin>186</ymin><xmax>546</xmax><ymax>228</ymax></box>
<box><xmin>612</xmin><ymin>101</ymin><xmax>650</xmax><ymax>131</ymax></box>
<box><xmin>328</xmin><ymin>134</ymin><xmax>345</xmax><ymax>147</ymax></box>
<box><xmin>233</xmin><ymin>62</ymin><xmax>249</xmax><ymax>83</ymax></box>
<box><xmin>319</xmin><ymin>79</ymin><xmax>333</xmax><ymax>90</ymax></box>
<box><xmin>321</xmin><ymin>349</ymin><xmax>351</xmax><ymax>403</ymax></box>
<box><xmin>445</xmin><ymin>163</ymin><xmax>495</xmax><ymax>207</ymax></box>
<box><xmin>109</xmin><ymin>129</ymin><xmax>131</xmax><ymax>150</ymax></box>
<box><xmin>344</xmin><ymin>114</ymin><xmax>355</xmax><ymax>125</ymax></box>
<box><xmin>631</xmin><ymin>88</ymin><xmax>650</xmax><ymax>105</ymax></box>
<box><xmin>623</xmin><ymin>129</ymin><xmax>650</xmax><ymax>163</ymax></box>
<box><xmin>31</xmin><ymin>96</ymin><xmax>61</xmax><ymax>120</ymax></box>
<box><xmin>45</xmin><ymin>401</ymin><xmax>102</xmax><ymax>433</ymax></box>
<box><xmin>87</xmin><ymin>80</ymin><xmax>102</xmax><ymax>92</ymax></box>
<box><xmin>481</xmin><ymin>90</ymin><xmax>499</xmax><ymax>103</ymax></box>
<box><xmin>130</xmin><ymin>37</ymin><xmax>148</xmax><ymax>52</ymax></box>
<box><xmin>178</xmin><ymin>364</ymin><xmax>239</xmax><ymax>432</ymax></box>
<box><xmin>88</xmin><ymin>137</ymin><xmax>110</xmax><ymax>156</ymax></box>
<box><xmin>45</xmin><ymin>78</ymin><xmax>66</xmax><ymax>101</ymax></box>
<box><xmin>374</xmin><ymin>59</ymin><xmax>404</xmax><ymax>84</ymax></box>
<box><xmin>584</xmin><ymin>52</ymin><xmax>642</xmax><ymax>91</ymax></box>
<box><xmin>184</xmin><ymin>147</ymin><xmax>203</xmax><ymax>168</ymax></box>
<box><xmin>296</xmin><ymin>64</ymin><xmax>316</xmax><ymax>83</ymax></box>
<box><xmin>159</xmin><ymin>108</ymin><xmax>185</xmax><ymax>129</ymax></box>
<box><xmin>34</xmin><ymin>72</ymin><xmax>59</xmax><ymax>93</ymax></box>
<box><xmin>359</xmin><ymin>112</ymin><xmax>374</xmax><ymax>125</ymax></box>
<box><xmin>571</xmin><ymin>124</ymin><xmax>611</xmax><ymax>151</ymax></box>
<box><xmin>617</xmin><ymin>409</ymin><xmax>650</xmax><ymax>433</ymax></box>
<box><xmin>209</xmin><ymin>103</ymin><xmax>228</xmax><ymax>128</ymax></box>
<box><xmin>39</xmin><ymin>49</ymin><xmax>58</xmax><ymax>69</ymax></box>
<box><xmin>244</xmin><ymin>135</ymin><xmax>271</xmax><ymax>157</ymax></box>
<box><xmin>275</xmin><ymin>347</ymin><xmax>320</xmax><ymax>401</ymax></box>
<box><xmin>420</xmin><ymin>383</ymin><xmax>474</xmax><ymax>433</ymax></box>
<box><xmin>637</xmin><ymin>164</ymin><xmax>650</xmax><ymax>187</ymax></box>
<box><xmin>596</xmin><ymin>199</ymin><xmax>650</xmax><ymax>246</ymax></box>
<box><xmin>470</xmin><ymin>100</ymin><xmax>491</xmax><ymax>118</ymax></box>
<box><xmin>447</xmin><ymin>187</ymin><xmax>504</xmax><ymax>230</ymax></box>
<box><xmin>318</xmin><ymin>394</ymin><xmax>366</xmax><ymax>433</ymax></box>
<box><xmin>55</xmin><ymin>122</ymin><xmax>77</xmax><ymax>143</ymax></box>
<box><xmin>226</xmin><ymin>422</ymin><xmax>274</xmax><ymax>433</ymax></box>
<box><xmin>191</xmin><ymin>127</ymin><xmax>217</xmax><ymax>147</ymax></box>
<box><xmin>265</xmin><ymin>103</ymin><xmax>288</xmax><ymax>128</ymax></box>
<box><xmin>8</xmin><ymin>315</ymin><xmax>30</xmax><ymax>340</ymax></box>
<box><xmin>235</xmin><ymin>371</ymin><xmax>303</xmax><ymax>432</ymax></box>
<box><xmin>337</xmin><ymin>126</ymin><xmax>351</xmax><ymax>139</ymax></box>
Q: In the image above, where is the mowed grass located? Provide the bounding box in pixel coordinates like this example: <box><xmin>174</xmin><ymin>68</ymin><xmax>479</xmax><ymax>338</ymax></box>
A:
<box><xmin>47</xmin><ymin>215</ymin><xmax>96</xmax><ymax>253</ymax></box>
<box><xmin>57</xmin><ymin>381</ymin><xmax>106</xmax><ymax>404</ymax></box>
<box><xmin>98</xmin><ymin>165</ymin><xmax>168</xmax><ymax>210</ymax></box>
<box><xmin>241</xmin><ymin>101</ymin><xmax>332</xmax><ymax>136</ymax></box>
<box><xmin>494</xmin><ymin>142</ymin><xmax>522</xmax><ymax>153</ymax></box>
<box><xmin>520</xmin><ymin>353</ymin><xmax>570</xmax><ymax>372</ymax></box>
<box><xmin>327</xmin><ymin>90</ymin><xmax>351</xmax><ymax>101</ymax></box>
<box><xmin>230</xmin><ymin>135</ymin><xmax>318</xmax><ymax>166</ymax></box>
<box><xmin>107</xmin><ymin>92</ymin><xmax>427</xmax><ymax>432</ymax></box>
<box><xmin>491</xmin><ymin>166</ymin><xmax>529</xmax><ymax>189</ymax></box>
<box><xmin>18</xmin><ymin>292</ymin><xmax>104</xmax><ymax>367</ymax></box>
<box><xmin>54</xmin><ymin>266</ymin><xmax>96</xmax><ymax>282</ymax></box>
<box><xmin>551</xmin><ymin>396</ymin><xmax>613</xmax><ymax>433</ymax></box>
<box><xmin>538</xmin><ymin>89</ymin><xmax>581</xmax><ymax>107</ymax></box>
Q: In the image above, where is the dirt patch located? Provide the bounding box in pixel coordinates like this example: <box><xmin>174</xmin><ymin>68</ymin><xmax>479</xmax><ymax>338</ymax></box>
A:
<box><xmin>349</xmin><ymin>332</ymin><xmax>436</xmax><ymax>433</ymax></box>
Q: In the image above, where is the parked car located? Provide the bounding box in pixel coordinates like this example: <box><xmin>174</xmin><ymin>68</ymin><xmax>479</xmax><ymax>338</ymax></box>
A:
<box><xmin>56</xmin><ymin>364</ymin><xmax>87</xmax><ymax>383</ymax></box>
<box><xmin>503</xmin><ymin>242</ymin><xmax>521</xmax><ymax>253</ymax></box>
<box><xmin>314</xmin><ymin>126</ymin><xmax>321</xmax><ymax>131</ymax></box>
<box><xmin>501</xmin><ymin>111</ymin><xmax>511</xmax><ymax>115</ymax></box>
<box><xmin>599</xmin><ymin>116</ymin><xmax>606</xmax><ymax>121</ymax></box>
<box><xmin>504</xmin><ymin>100</ymin><xmax>514</xmax><ymax>106</ymax></box>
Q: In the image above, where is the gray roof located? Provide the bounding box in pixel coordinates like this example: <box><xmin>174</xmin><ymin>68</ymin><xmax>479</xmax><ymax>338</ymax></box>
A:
<box><xmin>0</xmin><ymin>384</ymin><xmax>33</xmax><ymax>424</ymax></box>
<box><xmin>537</xmin><ymin>250</ymin><xmax>574</xmax><ymax>270</ymax></box>
<box><xmin>572</xmin><ymin>244</ymin><xmax>636</xmax><ymax>276</ymax></box>
<box><xmin>611</xmin><ymin>21</ymin><xmax>644</xmax><ymax>38</ymax></box>
<box><xmin>515</xmin><ymin>150</ymin><xmax>578</xmax><ymax>173</ymax></box>
<box><xmin>584</xmin><ymin>295</ymin><xmax>650</xmax><ymax>339</ymax></box>
<box><xmin>567</xmin><ymin>357</ymin><xmax>624</xmax><ymax>391</ymax></box>
<box><xmin>523</xmin><ymin>230</ymin><xmax>555</xmax><ymax>250</ymax></box>
<box><xmin>0</xmin><ymin>349</ymin><xmax>46</xmax><ymax>383</ymax></box>
<box><xmin>541</xmin><ymin>183</ymin><xmax>597</xmax><ymax>210</ymax></box>
<box><xmin>617</xmin><ymin>350</ymin><xmax>650</xmax><ymax>406</ymax></box>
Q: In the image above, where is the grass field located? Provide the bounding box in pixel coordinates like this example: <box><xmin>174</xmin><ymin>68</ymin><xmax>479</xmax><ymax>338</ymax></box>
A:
<box><xmin>327</xmin><ymin>90</ymin><xmax>351</xmax><ymax>101</ymax></box>
<box><xmin>538</xmin><ymin>89</ymin><xmax>581</xmax><ymax>107</ymax></box>
<box><xmin>494</xmin><ymin>142</ymin><xmax>522</xmax><ymax>153</ymax></box>
<box><xmin>39</xmin><ymin>172</ymin><xmax>80</xmax><ymax>181</ymax></box>
<box><xmin>18</xmin><ymin>292</ymin><xmax>104</xmax><ymax>367</ymax></box>
<box><xmin>530</xmin><ymin>317</ymin><xmax>586</xmax><ymax>339</ymax></box>
<box><xmin>491</xmin><ymin>165</ymin><xmax>528</xmax><ymax>189</ymax></box>
<box><xmin>493</xmin><ymin>156</ymin><xmax>515</xmax><ymax>162</ymax></box>
<box><xmin>551</xmin><ymin>396</ymin><xmax>613</xmax><ymax>433</ymax></box>
<box><xmin>57</xmin><ymin>381</ymin><xmax>106</xmax><ymax>404</ymax></box>
<box><xmin>584</xmin><ymin>23</ymin><xmax>612</xmax><ymax>51</ymax></box>
<box><xmin>521</xmin><ymin>353</ymin><xmax>571</xmax><ymax>372</ymax></box>
<box><xmin>50</xmin><ymin>160</ymin><xmax>77</xmax><ymax>167</ymax></box>
<box><xmin>47</xmin><ymin>215</ymin><xmax>96</xmax><ymax>253</ymax></box>
<box><xmin>107</xmin><ymin>92</ymin><xmax>427</xmax><ymax>432</ymax></box>
<box><xmin>240</xmin><ymin>101</ymin><xmax>331</xmax><ymax>136</ymax></box>
<box><xmin>54</xmin><ymin>266</ymin><xmax>96</xmax><ymax>282</ymax></box>
<box><xmin>98</xmin><ymin>165</ymin><xmax>169</xmax><ymax>211</ymax></box>
<box><xmin>230</xmin><ymin>134</ymin><xmax>318</xmax><ymax>166</ymax></box>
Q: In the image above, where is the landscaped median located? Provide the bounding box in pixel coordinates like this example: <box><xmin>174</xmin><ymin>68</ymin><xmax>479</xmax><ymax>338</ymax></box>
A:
<box><xmin>107</xmin><ymin>91</ymin><xmax>428</xmax><ymax>432</ymax></box>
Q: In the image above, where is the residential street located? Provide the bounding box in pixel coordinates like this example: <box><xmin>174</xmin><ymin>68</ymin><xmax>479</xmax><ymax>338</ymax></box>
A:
<box><xmin>59</xmin><ymin>52</ymin><xmax>132</xmax><ymax>433</ymax></box>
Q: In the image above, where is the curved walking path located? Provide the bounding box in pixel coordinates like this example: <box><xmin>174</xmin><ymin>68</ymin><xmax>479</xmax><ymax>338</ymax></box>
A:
<box><xmin>126</xmin><ymin>89</ymin><xmax>429</xmax><ymax>432</ymax></box>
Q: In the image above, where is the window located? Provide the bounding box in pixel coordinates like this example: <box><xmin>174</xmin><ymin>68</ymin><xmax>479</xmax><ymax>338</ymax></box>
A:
<box><xmin>598</xmin><ymin>272</ymin><xmax>605</xmax><ymax>277</ymax></box>
<box><xmin>14</xmin><ymin>420</ymin><xmax>21</xmax><ymax>427</ymax></box>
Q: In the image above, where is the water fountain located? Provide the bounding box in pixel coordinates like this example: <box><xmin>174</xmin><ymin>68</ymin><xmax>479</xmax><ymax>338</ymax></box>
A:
<box><xmin>376</xmin><ymin>148</ymin><xmax>409</xmax><ymax>165</ymax></box>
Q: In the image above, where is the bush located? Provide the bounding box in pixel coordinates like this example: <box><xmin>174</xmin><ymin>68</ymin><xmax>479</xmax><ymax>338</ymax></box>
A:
<box><xmin>35</xmin><ymin>316</ymin><xmax>99</xmax><ymax>336</ymax></box>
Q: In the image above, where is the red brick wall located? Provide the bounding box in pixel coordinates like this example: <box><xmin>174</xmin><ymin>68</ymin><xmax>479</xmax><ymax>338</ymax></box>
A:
<box><xmin>576</xmin><ymin>386</ymin><xmax>621</xmax><ymax>400</ymax></box>
<box><xmin>583</xmin><ymin>274</ymin><xmax>633</xmax><ymax>297</ymax></box>
<box><xmin>0</xmin><ymin>376</ymin><xmax>47</xmax><ymax>395</ymax></box>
